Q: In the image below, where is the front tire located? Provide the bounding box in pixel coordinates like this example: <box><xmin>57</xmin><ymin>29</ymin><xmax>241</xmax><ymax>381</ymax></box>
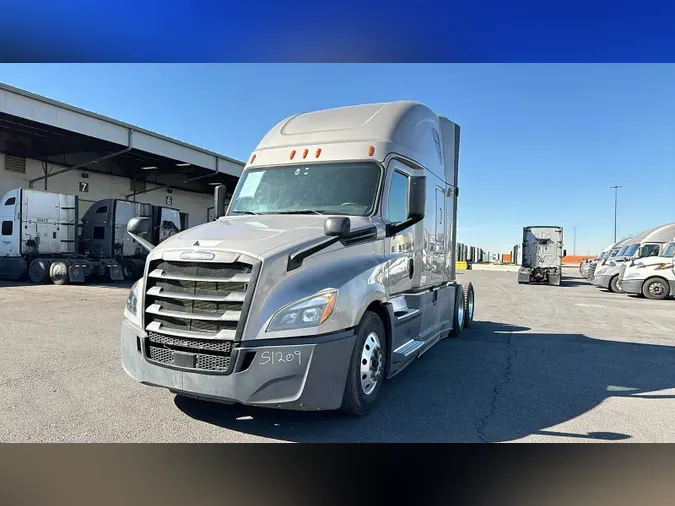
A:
<box><xmin>642</xmin><ymin>277</ymin><xmax>670</xmax><ymax>300</ymax></box>
<box><xmin>340</xmin><ymin>311</ymin><xmax>387</xmax><ymax>416</ymax></box>
<box><xmin>609</xmin><ymin>275</ymin><xmax>620</xmax><ymax>293</ymax></box>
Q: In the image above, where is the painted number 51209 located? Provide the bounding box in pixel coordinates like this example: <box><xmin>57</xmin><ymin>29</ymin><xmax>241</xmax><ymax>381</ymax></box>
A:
<box><xmin>259</xmin><ymin>350</ymin><xmax>302</xmax><ymax>366</ymax></box>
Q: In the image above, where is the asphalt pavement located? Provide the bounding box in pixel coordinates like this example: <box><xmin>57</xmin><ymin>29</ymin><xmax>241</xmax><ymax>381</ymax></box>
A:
<box><xmin>1</xmin><ymin>267</ymin><xmax>674</xmax><ymax>442</ymax></box>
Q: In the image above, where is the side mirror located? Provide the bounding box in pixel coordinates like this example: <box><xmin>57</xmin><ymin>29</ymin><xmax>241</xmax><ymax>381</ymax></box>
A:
<box><xmin>408</xmin><ymin>175</ymin><xmax>426</xmax><ymax>220</ymax></box>
<box><xmin>127</xmin><ymin>217</ymin><xmax>150</xmax><ymax>234</ymax></box>
<box><xmin>214</xmin><ymin>185</ymin><xmax>227</xmax><ymax>219</ymax></box>
<box><xmin>324</xmin><ymin>216</ymin><xmax>351</xmax><ymax>238</ymax></box>
<box><xmin>126</xmin><ymin>217</ymin><xmax>154</xmax><ymax>252</ymax></box>
<box><xmin>563</xmin><ymin>249</ymin><xmax>567</xmax><ymax>257</ymax></box>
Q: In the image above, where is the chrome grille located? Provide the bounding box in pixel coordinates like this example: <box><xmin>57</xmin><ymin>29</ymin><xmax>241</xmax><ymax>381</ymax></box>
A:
<box><xmin>144</xmin><ymin>259</ymin><xmax>255</xmax><ymax>340</ymax></box>
<box><xmin>618</xmin><ymin>263</ymin><xmax>627</xmax><ymax>281</ymax></box>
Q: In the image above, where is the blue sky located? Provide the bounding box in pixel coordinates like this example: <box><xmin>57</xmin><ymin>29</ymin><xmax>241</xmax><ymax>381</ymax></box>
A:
<box><xmin>0</xmin><ymin>64</ymin><xmax>673</xmax><ymax>255</ymax></box>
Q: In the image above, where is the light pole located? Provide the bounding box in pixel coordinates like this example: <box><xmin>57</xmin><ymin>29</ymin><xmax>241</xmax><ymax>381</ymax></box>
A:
<box><xmin>610</xmin><ymin>185</ymin><xmax>622</xmax><ymax>243</ymax></box>
<box><xmin>573</xmin><ymin>227</ymin><xmax>577</xmax><ymax>256</ymax></box>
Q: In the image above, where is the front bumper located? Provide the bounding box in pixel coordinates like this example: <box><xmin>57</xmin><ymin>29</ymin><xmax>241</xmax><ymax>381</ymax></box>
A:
<box><xmin>619</xmin><ymin>278</ymin><xmax>644</xmax><ymax>295</ymax></box>
<box><xmin>593</xmin><ymin>274</ymin><xmax>612</xmax><ymax>289</ymax></box>
<box><xmin>121</xmin><ymin>320</ymin><xmax>357</xmax><ymax>411</ymax></box>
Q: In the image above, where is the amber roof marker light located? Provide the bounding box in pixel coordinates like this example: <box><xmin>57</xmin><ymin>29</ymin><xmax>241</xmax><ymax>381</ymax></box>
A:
<box><xmin>368</xmin><ymin>145</ymin><xmax>375</xmax><ymax>156</ymax></box>
<box><xmin>315</xmin><ymin>148</ymin><xmax>322</xmax><ymax>158</ymax></box>
<box><xmin>250</xmin><ymin>154</ymin><xmax>256</xmax><ymax>164</ymax></box>
<box><xmin>290</xmin><ymin>150</ymin><xmax>296</xmax><ymax>160</ymax></box>
<box><xmin>302</xmin><ymin>149</ymin><xmax>308</xmax><ymax>159</ymax></box>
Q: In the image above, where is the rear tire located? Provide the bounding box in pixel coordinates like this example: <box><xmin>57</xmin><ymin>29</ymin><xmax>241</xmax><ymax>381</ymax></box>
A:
<box><xmin>608</xmin><ymin>275</ymin><xmax>620</xmax><ymax>293</ymax></box>
<box><xmin>642</xmin><ymin>277</ymin><xmax>670</xmax><ymax>300</ymax></box>
<box><xmin>28</xmin><ymin>258</ymin><xmax>51</xmax><ymax>284</ymax></box>
<box><xmin>449</xmin><ymin>285</ymin><xmax>466</xmax><ymax>338</ymax></box>
<box><xmin>462</xmin><ymin>281</ymin><xmax>475</xmax><ymax>328</ymax></box>
<box><xmin>340</xmin><ymin>311</ymin><xmax>387</xmax><ymax>416</ymax></box>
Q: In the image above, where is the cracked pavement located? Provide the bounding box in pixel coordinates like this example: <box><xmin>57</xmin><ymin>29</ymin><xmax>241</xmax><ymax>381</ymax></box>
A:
<box><xmin>1</xmin><ymin>267</ymin><xmax>675</xmax><ymax>442</ymax></box>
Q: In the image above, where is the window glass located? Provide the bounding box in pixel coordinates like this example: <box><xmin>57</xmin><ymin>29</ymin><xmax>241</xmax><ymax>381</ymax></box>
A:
<box><xmin>4</xmin><ymin>197</ymin><xmax>15</xmax><ymax>206</ymax></box>
<box><xmin>96</xmin><ymin>206</ymin><xmax>108</xmax><ymax>214</ymax></box>
<box><xmin>388</xmin><ymin>171</ymin><xmax>409</xmax><ymax>223</ymax></box>
<box><xmin>93</xmin><ymin>226</ymin><xmax>105</xmax><ymax>240</ymax></box>
<box><xmin>1</xmin><ymin>221</ymin><xmax>12</xmax><ymax>236</ymax></box>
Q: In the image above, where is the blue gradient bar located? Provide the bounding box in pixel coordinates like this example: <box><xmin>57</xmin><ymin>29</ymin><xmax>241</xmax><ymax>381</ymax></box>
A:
<box><xmin>0</xmin><ymin>0</ymin><xmax>674</xmax><ymax>62</ymax></box>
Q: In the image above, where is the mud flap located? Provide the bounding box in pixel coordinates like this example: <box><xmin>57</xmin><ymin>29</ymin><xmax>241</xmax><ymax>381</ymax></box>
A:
<box><xmin>548</xmin><ymin>272</ymin><xmax>561</xmax><ymax>286</ymax></box>
<box><xmin>68</xmin><ymin>263</ymin><xmax>86</xmax><ymax>283</ymax></box>
<box><xmin>517</xmin><ymin>268</ymin><xmax>531</xmax><ymax>284</ymax></box>
<box><xmin>107</xmin><ymin>262</ymin><xmax>125</xmax><ymax>282</ymax></box>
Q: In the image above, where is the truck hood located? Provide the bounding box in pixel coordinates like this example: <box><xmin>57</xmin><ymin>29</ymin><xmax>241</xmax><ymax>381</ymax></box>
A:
<box><xmin>154</xmin><ymin>214</ymin><xmax>328</xmax><ymax>258</ymax></box>
<box><xmin>631</xmin><ymin>256</ymin><xmax>674</xmax><ymax>268</ymax></box>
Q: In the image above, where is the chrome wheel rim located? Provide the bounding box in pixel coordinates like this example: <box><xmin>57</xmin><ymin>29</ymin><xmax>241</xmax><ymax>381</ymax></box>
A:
<box><xmin>360</xmin><ymin>332</ymin><xmax>383</xmax><ymax>395</ymax></box>
<box><xmin>468</xmin><ymin>291</ymin><xmax>474</xmax><ymax>320</ymax></box>
<box><xmin>458</xmin><ymin>294</ymin><xmax>465</xmax><ymax>327</ymax></box>
<box><xmin>649</xmin><ymin>283</ymin><xmax>665</xmax><ymax>297</ymax></box>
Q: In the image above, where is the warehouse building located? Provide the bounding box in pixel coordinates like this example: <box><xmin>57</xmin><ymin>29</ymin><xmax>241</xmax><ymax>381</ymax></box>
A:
<box><xmin>0</xmin><ymin>83</ymin><xmax>244</xmax><ymax>228</ymax></box>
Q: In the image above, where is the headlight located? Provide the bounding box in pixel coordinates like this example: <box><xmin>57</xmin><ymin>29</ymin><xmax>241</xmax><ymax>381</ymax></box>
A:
<box><xmin>267</xmin><ymin>290</ymin><xmax>338</xmax><ymax>332</ymax></box>
<box><xmin>124</xmin><ymin>279</ymin><xmax>142</xmax><ymax>326</ymax></box>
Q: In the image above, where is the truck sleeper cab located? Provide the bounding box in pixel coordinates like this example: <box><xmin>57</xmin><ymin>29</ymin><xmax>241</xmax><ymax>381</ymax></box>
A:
<box><xmin>120</xmin><ymin>101</ymin><xmax>476</xmax><ymax>416</ymax></box>
<box><xmin>618</xmin><ymin>240</ymin><xmax>675</xmax><ymax>300</ymax></box>
<box><xmin>593</xmin><ymin>223</ymin><xmax>675</xmax><ymax>293</ymax></box>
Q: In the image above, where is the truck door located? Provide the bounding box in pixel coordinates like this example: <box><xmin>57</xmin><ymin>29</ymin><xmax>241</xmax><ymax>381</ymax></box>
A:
<box><xmin>384</xmin><ymin>164</ymin><xmax>417</xmax><ymax>296</ymax></box>
<box><xmin>0</xmin><ymin>190</ymin><xmax>20</xmax><ymax>256</ymax></box>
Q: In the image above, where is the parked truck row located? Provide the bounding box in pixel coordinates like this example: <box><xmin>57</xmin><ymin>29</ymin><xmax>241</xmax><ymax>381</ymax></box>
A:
<box><xmin>584</xmin><ymin>222</ymin><xmax>675</xmax><ymax>300</ymax></box>
<box><xmin>0</xmin><ymin>188</ymin><xmax>183</xmax><ymax>285</ymax></box>
<box><xmin>455</xmin><ymin>243</ymin><xmax>503</xmax><ymax>265</ymax></box>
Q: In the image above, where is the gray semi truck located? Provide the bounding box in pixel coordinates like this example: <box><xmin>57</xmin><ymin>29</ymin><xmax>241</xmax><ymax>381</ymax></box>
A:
<box><xmin>517</xmin><ymin>226</ymin><xmax>565</xmax><ymax>285</ymax></box>
<box><xmin>120</xmin><ymin>100</ymin><xmax>476</xmax><ymax>416</ymax></box>
<box><xmin>0</xmin><ymin>188</ymin><xmax>182</xmax><ymax>284</ymax></box>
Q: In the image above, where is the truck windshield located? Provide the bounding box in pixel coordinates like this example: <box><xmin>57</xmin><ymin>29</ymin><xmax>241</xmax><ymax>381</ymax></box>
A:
<box><xmin>661</xmin><ymin>242</ymin><xmax>675</xmax><ymax>258</ymax></box>
<box><xmin>229</xmin><ymin>162</ymin><xmax>381</xmax><ymax>216</ymax></box>
<box><xmin>616</xmin><ymin>246</ymin><xmax>629</xmax><ymax>256</ymax></box>
<box><xmin>622</xmin><ymin>244</ymin><xmax>639</xmax><ymax>257</ymax></box>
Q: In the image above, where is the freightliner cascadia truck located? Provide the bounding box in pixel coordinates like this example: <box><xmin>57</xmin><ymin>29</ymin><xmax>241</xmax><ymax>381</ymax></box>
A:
<box><xmin>120</xmin><ymin>101</ymin><xmax>476</xmax><ymax>416</ymax></box>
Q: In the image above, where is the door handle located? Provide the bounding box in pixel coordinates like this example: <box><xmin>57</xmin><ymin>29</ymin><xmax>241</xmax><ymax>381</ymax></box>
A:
<box><xmin>408</xmin><ymin>257</ymin><xmax>414</xmax><ymax>279</ymax></box>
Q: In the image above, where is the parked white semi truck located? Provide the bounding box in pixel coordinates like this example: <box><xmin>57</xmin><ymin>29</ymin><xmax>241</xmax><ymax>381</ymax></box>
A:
<box><xmin>517</xmin><ymin>226</ymin><xmax>565</xmax><ymax>285</ymax></box>
<box><xmin>0</xmin><ymin>188</ymin><xmax>183</xmax><ymax>284</ymax></box>
<box><xmin>592</xmin><ymin>223</ymin><xmax>675</xmax><ymax>293</ymax></box>
<box><xmin>120</xmin><ymin>101</ymin><xmax>476</xmax><ymax>416</ymax></box>
<box><xmin>0</xmin><ymin>188</ymin><xmax>125</xmax><ymax>283</ymax></box>
<box><xmin>618</xmin><ymin>239</ymin><xmax>675</xmax><ymax>300</ymax></box>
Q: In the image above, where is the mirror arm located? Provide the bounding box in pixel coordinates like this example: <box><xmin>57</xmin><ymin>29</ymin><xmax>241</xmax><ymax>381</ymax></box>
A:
<box><xmin>385</xmin><ymin>215</ymin><xmax>424</xmax><ymax>238</ymax></box>
<box><xmin>127</xmin><ymin>231</ymin><xmax>155</xmax><ymax>253</ymax></box>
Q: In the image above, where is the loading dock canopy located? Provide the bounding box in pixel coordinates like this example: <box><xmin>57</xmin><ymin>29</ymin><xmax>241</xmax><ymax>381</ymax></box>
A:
<box><xmin>0</xmin><ymin>82</ymin><xmax>244</xmax><ymax>195</ymax></box>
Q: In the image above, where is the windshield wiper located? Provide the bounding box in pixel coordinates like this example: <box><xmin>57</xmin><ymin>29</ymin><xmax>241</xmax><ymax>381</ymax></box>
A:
<box><xmin>272</xmin><ymin>210</ymin><xmax>326</xmax><ymax>215</ymax></box>
<box><xmin>232</xmin><ymin>210</ymin><xmax>260</xmax><ymax>215</ymax></box>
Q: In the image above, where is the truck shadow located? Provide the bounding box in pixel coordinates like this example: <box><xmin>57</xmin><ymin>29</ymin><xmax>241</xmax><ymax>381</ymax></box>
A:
<box><xmin>174</xmin><ymin>320</ymin><xmax>675</xmax><ymax>442</ymax></box>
